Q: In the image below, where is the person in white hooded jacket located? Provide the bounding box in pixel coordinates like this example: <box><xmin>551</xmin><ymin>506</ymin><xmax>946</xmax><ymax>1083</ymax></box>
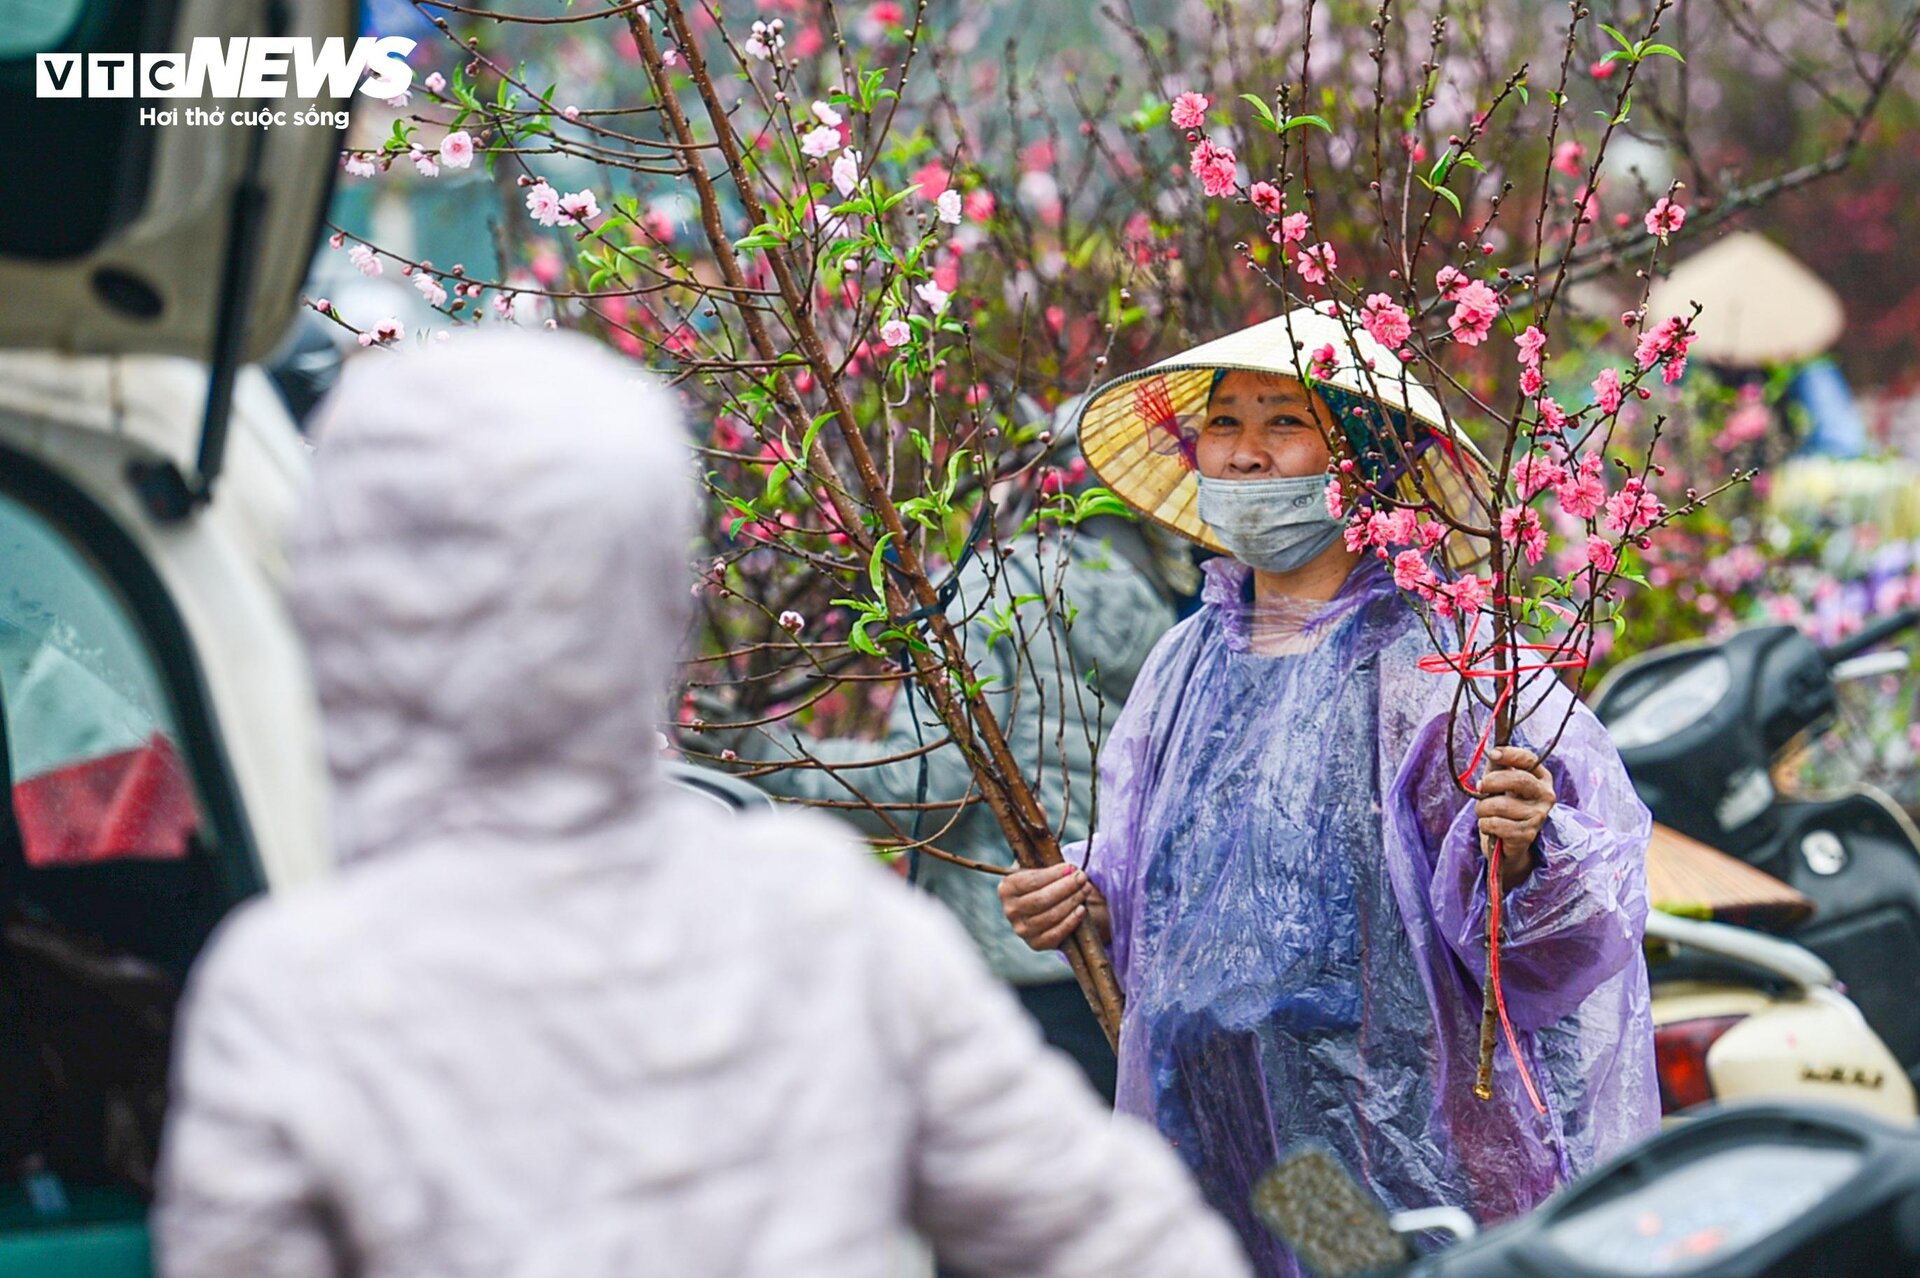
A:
<box><xmin>151</xmin><ymin>331</ymin><xmax>1250</xmax><ymax>1278</ymax></box>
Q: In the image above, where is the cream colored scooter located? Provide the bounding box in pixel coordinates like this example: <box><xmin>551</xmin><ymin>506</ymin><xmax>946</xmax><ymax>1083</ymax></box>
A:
<box><xmin>1647</xmin><ymin>907</ymin><xmax>1915</xmax><ymax>1122</ymax></box>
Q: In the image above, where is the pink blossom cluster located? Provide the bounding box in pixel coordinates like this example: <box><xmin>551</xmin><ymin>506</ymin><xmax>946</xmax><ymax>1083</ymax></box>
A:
<box><xmin>1633</xmin><ymin>315</ymin><xmax>1693</xmax><ymax>384</ymax></box>
<box><xmin>1515</xmin><ymin>323</ymin><xmax>1548</xmax><ymax>396</ymax></box>
<box><xmin>1602</xmin><ymin>476</ymin><xmax>1665</xmax><ymax>536</ymax></box>
<box><xmin>1189</xmin><ymin>138</ymin><xmax>1238</xmax><ymax>198</ymax></box>
<box><xmin>526</xmin><ymin>181</ymin><xmax>601</xmax><ymax>227</ymax></box>
<box><xmin>1361</xmin><ymin>294</ymin><xmax>1411</xmax><ymax>348</ymax></box>
<box><xmin>1447</xmin><ymin>278</ymin><xmax>1500</xmax><ymax>346</ymax></box>
<box><xmin>1511</xmin><ymin>453</ymin><xmax>1566</xmax><ymax>501</ymax></box>
<box><xmin>1295</xmin><ymin>241</ymin><xmax>1337</xmax><ymax>285</ymax></box>
<box><xmin>1308</xmin><ymin>342</ymin><xmax>1339</xmax><ymax>380</ymax></box>
<box><xmin>1554</xmin><ymin>453</ymin><xmax>1608</xmax><ymax>520</ymax></box>
<box><xmin>1500</xmin><ymin>506</ymin><xmax>1548</xmax><ymax>565</ymax></box>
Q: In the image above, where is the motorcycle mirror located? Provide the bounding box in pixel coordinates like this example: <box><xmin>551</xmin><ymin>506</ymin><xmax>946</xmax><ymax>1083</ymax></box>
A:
<box><xmin>1252</xmin><ymin>1145</ymin><xmax>1410</xmax><ymax>1276</ymax></box>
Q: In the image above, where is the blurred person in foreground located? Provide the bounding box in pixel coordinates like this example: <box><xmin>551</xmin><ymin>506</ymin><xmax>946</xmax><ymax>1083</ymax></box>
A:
<box><xmin>151</xmin><ymin>331</ymin><xmax>1250</xmax><ymax>1278</ymax></box>
<box><xmin>999</xmin><ymin>308</ymin><xmax>1656</xmax><ymax>1275</ymax></box>
<box><xmin>732</xmin><ymin>421</ymin><xmax>1178</xmax><ymax>1104</ymax></box>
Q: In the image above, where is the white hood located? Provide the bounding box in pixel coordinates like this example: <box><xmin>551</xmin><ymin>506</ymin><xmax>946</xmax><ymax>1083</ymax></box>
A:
<box><xmin>290</xmin><ymin>331</ymin><xmax>693</xmax><ymax>864</ymax></box>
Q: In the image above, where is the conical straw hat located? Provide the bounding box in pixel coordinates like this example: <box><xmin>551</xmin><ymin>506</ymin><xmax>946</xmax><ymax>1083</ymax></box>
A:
<box><xmin>1074</xmin><ymin>304</ymin><xmax>1492</xmax><ymax>569</ymax></box>
<box><xmin>1647</xmin><ymin>232</ymin><xmax>1844</xmax><ymax>369</ymax></box>
<box><xmin>1646</xmin><ymin>821</ymin><xmax>1814</xmax><ymax>932</ymax></box>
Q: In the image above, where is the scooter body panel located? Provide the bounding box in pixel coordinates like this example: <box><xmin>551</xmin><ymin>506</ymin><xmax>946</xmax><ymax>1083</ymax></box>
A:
<box><xmin>1705</xmin><ymin>987</ymin><xmax>1916</xmax><ymax>1123</ymax></box>
<box><xmin>1756</xmin><ymin>794</ymin><xmax>1920</xmax><ymax>1082</ymax></box>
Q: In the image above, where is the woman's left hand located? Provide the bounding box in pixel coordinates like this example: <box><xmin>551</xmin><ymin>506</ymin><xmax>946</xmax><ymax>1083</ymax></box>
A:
<box><xmin>1478</xmin><ymin>745</ymin><xmax>1556</xmax><ymax>892</ymax></box>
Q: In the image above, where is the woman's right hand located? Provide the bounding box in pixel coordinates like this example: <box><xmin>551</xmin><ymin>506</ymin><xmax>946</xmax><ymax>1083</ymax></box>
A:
<box><xmin>998</xmin><ymin>864</ymin><xmax>1110</xmax><ymax>950</ymax></box>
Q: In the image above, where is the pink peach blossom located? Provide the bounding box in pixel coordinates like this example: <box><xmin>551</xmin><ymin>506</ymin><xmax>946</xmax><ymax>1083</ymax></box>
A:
<box><xmin>1515</xmin><ymin>324</ymin><xmax>1547</xmax><ymax>369</ymax></box>
<box><xmin>1511</xmin><ymin>454</ymin><xmax>1567</xmax><ymax>501</ymax></box>
<box><xmin>359</xmin><ymin>317</ymin><xmax>403</xmax><ymax>347</ymax></box>
<box><xmin>1189</xmin><ymin>138</ymin><xmax>1238</xmax><ymax>198</ymax></box>
<box><xmin>1447</xmin><ymin>280</ymin><xmax>1499</xmax><ymax>346</ymax></box>
<box><xmin>1171</xmin><ymin>91</ymin><xmax>1210</xmax><ymax>130</ymax></box>
<box><xmin>439</xmin><ymin>130</ymin><xmax>474</xmax><ymax>169</ymax></box>
<box><xmin>1295</xmin><ymin>241</ymin><xmax>1337</xmax><ymax>285</ymax></box>
<box><xmin>1535</xmin><ymin>396</ymin><xmax>1567</xmax><ymax>432</ymax></box>
<box><xmin>1591</xmin><ymin>367</ymin><xmax>1624</xmax><ymax>415</ymax></box>
<box><xmin>800</xmin><ymin>125</ymin><xmax>840</xmax><ymax>159</ymax></box>
<box><xmin>525</xmin><ymin>181</ymin><xmax>563</xmax><ymax>226</ymax></box>
<box><xmin>1500</xmin><ymin>506</ymin><xmax>1548</xmax><ymax>565</ymax></box>
<box><xmin>1644</xmin><ymin>196</ymin><xmax>1686</xmax><ymax>241</ymax></box>
<box><xmin>557</xmin><ymin>188</ymin><xmax>601</xmax><ymax>225</ymax></box>
<box><xmin>1603</xmin><ymin>477</ymin><xmax>1664</xmax><ymax>535</ymax></box>
<box><xmin>1393</xmin><ymin>549</ymin><xmax>1438</xmax><ymax>592</ymax></box>
<box><xmin>1361</xmin><ymin>293</ymin><xmax>1412</xmax><ymax>347</ymax></box>
<box><xmin>1325</xmin><ymin>480</ymin><xmax>1346</xmax><ymax>519</ymax></box>
<box><xmin>1446</xmin><ymin>574</ymin><xmax>1490</xmax><ymax>615</ymax></box>
<box><xmin>1308</xmin><ymin>342</ymin><xmax>1339</xmax><ymax>379</ymax></box>
<box><xmin>1555</xmin><ymin>454</ymin><xmax>1607</xmax><ymax>520</ymax></box>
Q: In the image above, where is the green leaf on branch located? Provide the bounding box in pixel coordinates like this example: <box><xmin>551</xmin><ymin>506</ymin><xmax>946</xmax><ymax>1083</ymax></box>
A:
<box><xmin>801</xmin><ymin>410</ymin><xmax>834</xmax><ymax>459</ymax></box>
<box><xmin>1240</xmin><ymin>93</ymin><xmax>1279</xmax><ymax>133</ymax></box>
<box><xmin>764</xmin><ymin>462</ymin><xmax>792</xmax><ymax>501</ymax></box>
<box><xmin>1280</xmin><ymin>113</ymin><xmax>1332</xmax><ymax>134</ymax></box>
<box><xmin>1416</xmin><ymin>175</ymin><xmax>1464</xmax><ymax>216</ymax></box>
<box><xmin>1126</xmin><ymin>96</ymin><xmax>1171</xmax><ymax>132</ymax></box>
<box><xmin>867</xmin><ymin>532</ymin><xmax>895</xmax><ymax>599</ymax></box>
<box><xmin>880</xmin><ymin>184</ymin><xmax>923</xmax><ymax>214</ymax></box>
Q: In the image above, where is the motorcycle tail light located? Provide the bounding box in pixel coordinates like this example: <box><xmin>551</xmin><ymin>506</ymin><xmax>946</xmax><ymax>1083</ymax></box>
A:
<box><xmin>1654</xmin><ymin>1015</ymin><xmax>1744</xmax><ymax>1113</ymax></box>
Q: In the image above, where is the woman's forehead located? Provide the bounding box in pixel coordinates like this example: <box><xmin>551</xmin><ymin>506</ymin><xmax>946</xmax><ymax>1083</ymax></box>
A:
<box><xmin>1207</xmin><ymin>370</ymin><xmax>1316</xmax><ymax>405</ymax></box>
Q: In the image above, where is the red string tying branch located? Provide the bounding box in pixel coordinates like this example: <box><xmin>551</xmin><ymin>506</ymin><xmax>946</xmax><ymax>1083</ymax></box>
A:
<box><xmin>1417</xmin><ymin>612</ymin><xmax>1588</xmax><ymax>1118</ymax></box>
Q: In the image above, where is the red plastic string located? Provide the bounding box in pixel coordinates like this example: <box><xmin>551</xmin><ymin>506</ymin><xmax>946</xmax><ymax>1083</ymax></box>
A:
<box><xmin>1484</xmin><ymin>835</ymin><xmax>1546</xmax><ymax>1115</ymax></box>
<box><xmin>1417</xmin><ymin>612</ymin><xmax>1587</xmax><ymax>1118</ymax></box>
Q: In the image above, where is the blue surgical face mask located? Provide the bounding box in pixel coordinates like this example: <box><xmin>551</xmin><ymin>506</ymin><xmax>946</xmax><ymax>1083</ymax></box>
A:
<box><xmin>1195</xmin><ymin>473</ymin><xmax>1344</xmax><ymax>574</ymax></box>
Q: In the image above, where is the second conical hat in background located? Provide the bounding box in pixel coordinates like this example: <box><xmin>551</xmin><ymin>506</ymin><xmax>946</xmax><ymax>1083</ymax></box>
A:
<box><xmin>1074</xmin><ymin>304</ymin><xmax>1493</xmax><ymax>570</ymax></box>
<box><xmin>1646</xmin><ymin>821</ymin><xmax>1814</xmax><ymax>931</ymax></box>
<box><xmin>1647</xmin><ymin>232</ymin><xmax>1844</xmax><ymax>369</ymax></box>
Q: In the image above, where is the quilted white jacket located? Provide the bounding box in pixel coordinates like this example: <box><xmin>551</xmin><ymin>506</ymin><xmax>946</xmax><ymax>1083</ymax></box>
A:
<box><xmin>152</xmin><ymin>331</ymin><xmax>1249</xmax><ymax>1278</ymax></box>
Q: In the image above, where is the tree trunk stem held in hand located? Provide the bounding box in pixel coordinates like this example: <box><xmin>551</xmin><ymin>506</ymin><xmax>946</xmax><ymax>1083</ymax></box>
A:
<box><xmin>1474</xmin><ymin>589</ymin><xmax>1518</xmax><ymax>1102</ymax></box>
<box><xmin>631</xmin><ymin>0</ymin><xmax>1125</xmax><ymax>1047</ymax></box>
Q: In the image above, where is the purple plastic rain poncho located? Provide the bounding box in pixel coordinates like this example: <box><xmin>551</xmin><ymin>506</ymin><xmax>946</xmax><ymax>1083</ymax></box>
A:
<box><xmin>1081</xmin><ymin>555</ymin><xmax>1657</xmax><ymax>1275</ymax></box>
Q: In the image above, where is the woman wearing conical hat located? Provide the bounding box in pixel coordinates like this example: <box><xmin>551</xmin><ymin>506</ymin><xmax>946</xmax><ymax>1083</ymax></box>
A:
<box><xmin>999</xmin><ymin>306</ymin><xmax>1657</xmax><ymax>1274</ymax></box>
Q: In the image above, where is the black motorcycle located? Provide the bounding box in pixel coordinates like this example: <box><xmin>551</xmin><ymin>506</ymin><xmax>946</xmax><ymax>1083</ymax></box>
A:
<box><xmin>1258</xmin><ymin>1103</ymin><xmax>1920</xmax><ymax>1277</ymax></box>
<box><xmin>1592</xmin><ymin>608</ymin><xmax>1920</xmax><ymax>1087</ymax></box>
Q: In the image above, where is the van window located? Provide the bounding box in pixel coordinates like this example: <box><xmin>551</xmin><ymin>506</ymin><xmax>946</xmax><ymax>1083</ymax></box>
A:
<box><xmin>0</xmin><ymin>492</ymin><xmax>202</xmax><ymax>867</ymax></box>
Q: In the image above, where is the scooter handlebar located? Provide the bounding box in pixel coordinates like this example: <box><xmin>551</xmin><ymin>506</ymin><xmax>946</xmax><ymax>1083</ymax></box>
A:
<box><xmin>1821</xmin><ymin>606</ymin><xmax>1920</xmax><ymax>667</ymax></box>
